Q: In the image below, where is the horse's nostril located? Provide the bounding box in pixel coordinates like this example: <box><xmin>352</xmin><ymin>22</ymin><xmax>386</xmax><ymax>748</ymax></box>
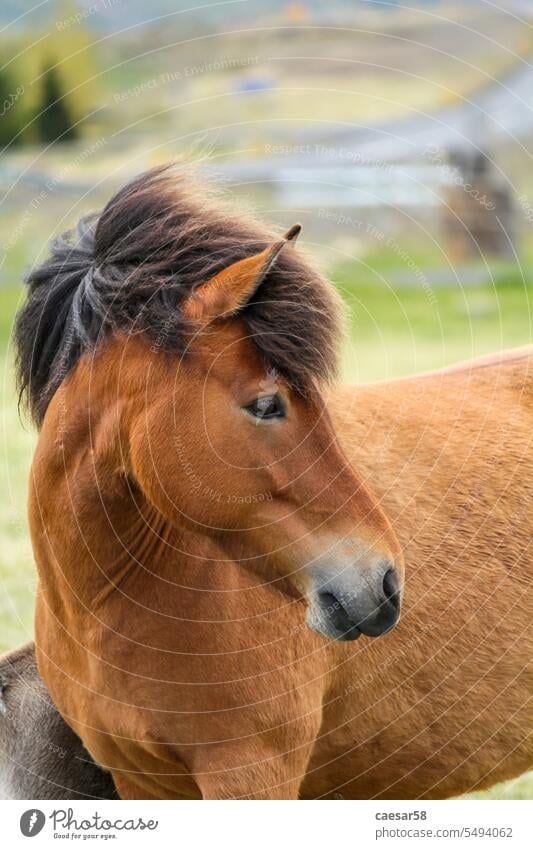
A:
<box><xmin>382</xmin><ymin>568</ymin><xmax>401</xmax><ymax>610</ymax></box>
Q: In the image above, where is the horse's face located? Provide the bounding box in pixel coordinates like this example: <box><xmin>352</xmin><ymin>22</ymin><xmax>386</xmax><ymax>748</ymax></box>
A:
<box><xmin>129</xmin><ymin>240</ymin><xmax>403</xmax><ymax>641</ymax></box>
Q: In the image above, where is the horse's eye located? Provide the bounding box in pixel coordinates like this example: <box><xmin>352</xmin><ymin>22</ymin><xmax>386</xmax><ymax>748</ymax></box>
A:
<box><xmin>245</xmin><ymin>394</ymin><xmax>286</xmax><ymax>421</ymax></box>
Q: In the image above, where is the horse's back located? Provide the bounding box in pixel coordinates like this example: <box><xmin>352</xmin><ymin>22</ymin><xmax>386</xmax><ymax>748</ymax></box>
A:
<box><xmin>0</xmin><ymin>642</ymin><xmax>117</xmax><ymax>799</ymax></box>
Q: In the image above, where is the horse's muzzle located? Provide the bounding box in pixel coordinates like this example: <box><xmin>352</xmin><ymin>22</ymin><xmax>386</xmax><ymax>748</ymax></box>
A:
<box><xmin>306</xmin><ymin>564</ymin><xmax>402</xmax><ymax>641</ymax></box>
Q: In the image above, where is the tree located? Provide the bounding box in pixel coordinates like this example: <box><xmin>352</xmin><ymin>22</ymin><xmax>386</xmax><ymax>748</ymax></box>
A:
<box><xmin>36</xmin><ymin>62</ymin><xmax>78</xmax><ymax>143</ymax></box>
<box><xmin>0</xmin><ymin>66</ymin><xmax>24</xmax><ymax>150</ymax></box>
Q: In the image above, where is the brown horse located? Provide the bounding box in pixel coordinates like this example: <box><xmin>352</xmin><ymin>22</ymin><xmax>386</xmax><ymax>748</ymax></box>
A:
<box><xmin>14</xmin><ymin>166</ymin><xmax>532</xmax><ymax>799</ymax></box>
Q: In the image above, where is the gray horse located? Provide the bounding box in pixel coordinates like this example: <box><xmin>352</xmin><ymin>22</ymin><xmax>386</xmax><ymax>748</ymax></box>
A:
<box><xmin>0</xmin><ymin>643</ymin><xmax>117</xmax><ymax>799</ymax></box>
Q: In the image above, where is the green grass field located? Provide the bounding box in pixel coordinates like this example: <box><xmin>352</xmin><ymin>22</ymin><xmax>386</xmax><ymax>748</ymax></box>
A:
<box><xmin>0</xmin><ymin>269</ymin><xmax>531</xmax><ymax>799</ymax></box>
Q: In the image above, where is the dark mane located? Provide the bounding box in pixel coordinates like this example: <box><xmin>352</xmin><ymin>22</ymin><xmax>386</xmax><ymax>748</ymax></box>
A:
<box><xmin>14</xmin><ymin>164</ymin><xmax>342</xmax><ymax>426</ymax></box>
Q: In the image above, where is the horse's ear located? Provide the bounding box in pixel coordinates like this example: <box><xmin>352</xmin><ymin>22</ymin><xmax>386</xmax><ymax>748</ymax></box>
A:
<box><xmin>283</xmin><ymin>223</ymin><xmax>301</xmax><ymax>246</ymax></box>
<box><xmin>182</xmin><ymin>225</ymin><xmax>301</xmax><ymax>323</ymax></box>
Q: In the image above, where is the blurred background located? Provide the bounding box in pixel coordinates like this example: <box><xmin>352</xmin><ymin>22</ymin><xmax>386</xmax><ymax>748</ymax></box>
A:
<box><xmin>1</xmin><ymin>0</ymin><xmax>532</xmax><ymax>798</ymax></box>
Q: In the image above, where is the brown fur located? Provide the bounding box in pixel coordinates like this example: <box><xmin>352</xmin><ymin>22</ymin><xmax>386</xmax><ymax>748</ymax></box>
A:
<box><xmin>313</xmin><ymin>350</ymin><xmax>533</xmax><ymax>798</ymax></box>
<box><xmin>15</xmin><ymin>168</ymin><xmax>532</xmax><ymax>799</ymax></box>
<box><xmin>7</xmin><ymin>340</ymin><xmax>533</xmax><ymax>800</ymax></box>
<box><xmin>29</xmin><ymin>314</ymin><xmax>402</xmax><ymax>799</ymax></box>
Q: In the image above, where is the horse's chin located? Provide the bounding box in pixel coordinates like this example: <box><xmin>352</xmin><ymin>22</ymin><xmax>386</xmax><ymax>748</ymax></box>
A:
<box><xmin>305</xmin><ymin>596</ymin><xmax>362</xmax><ymax>642</ymax></box>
